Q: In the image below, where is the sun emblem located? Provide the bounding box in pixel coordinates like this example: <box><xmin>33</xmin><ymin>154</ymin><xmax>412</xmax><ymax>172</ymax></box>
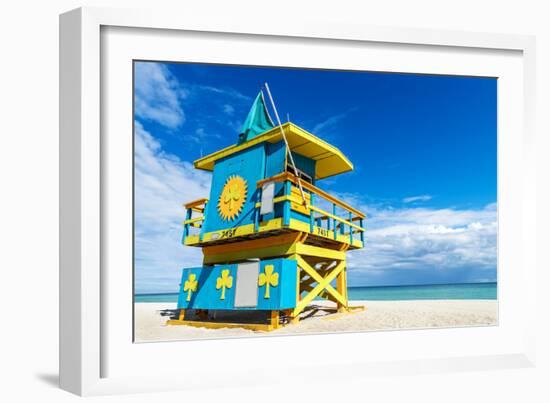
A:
<box><xmin>218</xmin><ymin>175</ymin><xmax>248</xmax><ymax>221</ymax></box>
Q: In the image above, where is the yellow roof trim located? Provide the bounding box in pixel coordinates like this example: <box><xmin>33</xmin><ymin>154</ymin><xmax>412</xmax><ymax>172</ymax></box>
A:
<box><xmin>193</xmin><ymin>122</ymin><xmax>353</xmax><ymax>180</ymax></box>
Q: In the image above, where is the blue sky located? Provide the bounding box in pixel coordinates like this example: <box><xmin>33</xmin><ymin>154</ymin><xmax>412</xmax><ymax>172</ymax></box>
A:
<box><xmin>133</xmin><ymin>61</ymin><xmax>497</xmax><ymax>294</ymax></box>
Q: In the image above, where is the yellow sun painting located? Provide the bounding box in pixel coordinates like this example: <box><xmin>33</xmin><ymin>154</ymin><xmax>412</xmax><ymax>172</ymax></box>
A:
<box><xmin>217</xmin><ymin>175</ymin><xmax>248</xmax><ymax>221</ymax></box>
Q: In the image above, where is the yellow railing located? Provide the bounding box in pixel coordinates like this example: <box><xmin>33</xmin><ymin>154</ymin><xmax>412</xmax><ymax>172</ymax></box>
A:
<box><xmin>182</xmin><ymin>173</ymin><xmax>366</xmax><ymax>246</ymax></box>
<box><xmin>182</xmin><ymin>198</ymin><xmax>208</xmax><ymax>242</ymax></box>
<box><xmin>257</xmin><ymin>172</ymin><xmax>365</xmax><ymax>244</ymax></box>
<box><xmin>257</xmin><ymin>172</ymin><xmax>365</xmax><ymax>218</ymax></box>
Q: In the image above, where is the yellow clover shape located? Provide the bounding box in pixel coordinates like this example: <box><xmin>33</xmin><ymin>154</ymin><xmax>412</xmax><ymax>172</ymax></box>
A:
<box><xmin>258</xmin><ymin>265</ymin><xmax>279</xmax><ymax>299</ymax></box>
<box><xmin>183</xmin><ymin>273</ymin><xmax>198</xmax><ymax>302</ymax></box>
<box><xmin>216</xmin><ymin>269</ymin><xmax>233</xmax><ymax>300</ymax></box>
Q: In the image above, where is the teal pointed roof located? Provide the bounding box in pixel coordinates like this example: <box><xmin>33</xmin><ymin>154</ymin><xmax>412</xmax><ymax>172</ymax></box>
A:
<box><xmin>238</xmin><ymin>91</ymin><xmax>275</xmax><ymax>144</ymax></box>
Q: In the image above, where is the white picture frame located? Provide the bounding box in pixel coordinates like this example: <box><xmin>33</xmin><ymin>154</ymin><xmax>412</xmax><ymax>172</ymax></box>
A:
<box><xmin>59</xmin><ymin>6</ymin><xmax>537</xmax><ymax>396</ymax></box>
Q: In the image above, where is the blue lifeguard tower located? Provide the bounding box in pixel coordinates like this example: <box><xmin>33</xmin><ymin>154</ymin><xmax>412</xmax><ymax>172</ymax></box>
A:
<box><xmin>168</xmin><ymin>90</ymin><xmax>366</xmax><ymax>330</ymax></box>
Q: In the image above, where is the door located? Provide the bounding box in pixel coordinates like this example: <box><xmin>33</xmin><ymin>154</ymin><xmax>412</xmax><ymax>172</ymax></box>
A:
<box><xmin>234</xmin><ymin>262</ymin><xmax>259</xmax><ymax>308</ymax></box>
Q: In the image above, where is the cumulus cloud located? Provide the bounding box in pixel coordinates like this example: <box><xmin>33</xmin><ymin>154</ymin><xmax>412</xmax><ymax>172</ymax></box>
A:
<box><xmin>346</xmin><ymin>202</ymin><xmax>497</xmax><ymax>286</ymax></box>
<box><xmin>134</xmin><ymin>62</ymin><xmax>188</xmax><ymax>129</ymax></box>
<box><xmin>402</xmin><ymin>194</ymin><xmax>432</xmax><ymax>203</ymax></box>
<box><xmin>134</xmin><ymin>121</ymin><xmax>211</xmax><ymax>293</ymax></box>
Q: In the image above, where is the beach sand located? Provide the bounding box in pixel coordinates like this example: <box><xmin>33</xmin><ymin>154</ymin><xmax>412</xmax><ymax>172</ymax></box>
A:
<box><xmin>134</xmin><ymin>300</ymin><xmax>498</xmax><ymax>342</ymax></box>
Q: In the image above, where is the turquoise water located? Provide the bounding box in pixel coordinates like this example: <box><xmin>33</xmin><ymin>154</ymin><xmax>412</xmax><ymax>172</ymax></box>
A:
<box><xmin>348</xmin><ymin>282</ymin><xmax>497</xmax><ymax>300</ymax></box>
<box><xmin>135</xmin><ymin>282</ymin><xmax>497</xmax><ymax>302</ymax></box>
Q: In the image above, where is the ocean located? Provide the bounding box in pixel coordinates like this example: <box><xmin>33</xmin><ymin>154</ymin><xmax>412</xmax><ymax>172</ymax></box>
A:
<box><xmin>134</xmin><ymin>282</ymin><xmax>497</xmax><ymax>303</ymax></box>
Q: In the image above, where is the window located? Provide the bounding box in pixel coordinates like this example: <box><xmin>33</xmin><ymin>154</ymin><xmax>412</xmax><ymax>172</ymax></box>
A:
<box><xmin>286</xmin><ymin>163</ymin><xmax>313</xmax><ymax>184</ymax></box>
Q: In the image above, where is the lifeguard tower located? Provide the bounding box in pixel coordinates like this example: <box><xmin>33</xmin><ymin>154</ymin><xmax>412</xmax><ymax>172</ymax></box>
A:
<box><xmin>167</xmin><ymin>89</ymin><xmax>366</xmax><ymax>331</ymax></box>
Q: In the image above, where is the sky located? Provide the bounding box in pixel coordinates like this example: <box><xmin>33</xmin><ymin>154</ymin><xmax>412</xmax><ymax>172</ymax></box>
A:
<box><xmin>133</xmin><ymin>60</ymin><xmax>497</xmax><ymax>294</ymax></box>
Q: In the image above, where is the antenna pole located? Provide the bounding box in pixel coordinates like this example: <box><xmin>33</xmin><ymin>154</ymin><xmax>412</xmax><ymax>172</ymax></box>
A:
<box><xmin>264</xmin><ymin>83</ymin><xmax>307</xmax><ymax>206</ymax></box>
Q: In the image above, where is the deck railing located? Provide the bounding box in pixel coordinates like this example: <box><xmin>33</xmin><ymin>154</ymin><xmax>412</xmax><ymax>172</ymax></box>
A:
<box><xmin>182</xmin><ymin>198</ymin><xmax>208</xmax><ymax>242</ymax></box>
<box><xmin>182</xmin><ymin>172</ymin><xmax>365</xmax><ymax>246</ymax></box>
<box><xmin>256</xmin><ymin>172</ymin><xmax>365</xmax><ymax>245</ymax></box>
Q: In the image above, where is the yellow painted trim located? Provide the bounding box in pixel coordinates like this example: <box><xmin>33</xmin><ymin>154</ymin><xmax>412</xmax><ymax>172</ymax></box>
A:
<box><xmin>202</xmin><ymin>232</ymin><xmax>301</xmax><ymax>264</ymax></box>
<box><xmin>193</xmin><ymin>130</ymin><xmax>278</xmax><ymax>171</ymax></box>
<box><xmin>184</xmin><ymin>234</ymin><xmax>200</xmax><ymax>245</ymax></box>
<box><xmin>203</xmin><ymin>244</ymin><xmax>296</xmax><ymax>264</ymax></box>
<box><xmin>166</xmin><ymin>319</ymin><xmax>277</xmax><ymax>332</ymax></box>
<box><xmin>294</xmin><ymin>243</ymin><xmax>345</xmax><ymax>260</ymax></box>
<box><xmin>287</xmin><ymin>218</ymin><xmax>363</xmax><ymax>248</ymax></box>
<box><xmin>185</xmin><ymin>217</ymin><xmax>363</xmax><ymax>249</ymax></box>
<box><xmin>287</xmin><ymin>219</ymin><xmax>339</xmax><ymax>245</ymax></box>
<box><xmin>203</xmin><ymin>233</ymin><xmax>301</xmax><ymax>255</ymax></box>
<box><xmin>297</xmin><ymin>256</ymin><xmax>347</xmax><ymax>307</ymax></box>
<box><xmin>256</xmin><ymin>172</ymin><xmax>288</xmax><ymax>188</ymax></box>
<box><xmin>309</xmin><ymin>205</ymin><xmax>364</xmax><ymax>231</ymax></box>
<box><xmin>336</xmin><ymin>262</ymin><xmax>348</xmax><ymax>312</ymax></box>
<box><xmin>258</xmin><ymin>172</ymin><xmax>366</xmax><ymax>218</ymax></box>
<box><xmin>269</xmin><ymin>310</ymin><xmax>280</xmax><ymax>329</ymax></box>
<box><xmin>290</xmin><ymin>186</ymin><xmax>310</xmax><ymax>214</ymax></box>
<box><xmin>300</xmin><ymin>283</ymin><xmax>338</xmax><ymax>303</ymax></box>
<box><xmin>183</xmin><ymin>216</ymin><xmax>204</xmax><ymax>225</ymax></box>
<box><xmin>254</xmin><ymin>192</ymin><xmax>309</xmax><ymax>215</ymax></box>
<box><xmin>254</xmin><ymin>195</ymin><xmax>291</xmax><ymax>208</ymax></box>
<box><xmin>293</xmin><ymin>257</ymin><xmax>346</xmax><ymax>316</ymax></box>
<box><xmin>288</xmin><ymin>218</ymin><xmax>310</xmax><ymax>231</ymax></box>
<box><xmin>193</xmin><ymin>123</ymin><xmax>354</xmax><ymax>180</ymax></box>
<box><xmin>200</xmin><ymin>218</ymin><xmax>283</xmax><ymax>243</ymax></box>
<box><xmin>352</xmin><ymin>238</ymin><xmax>363</xmax><ymax>248</ymax></box>
<box><xmin>184</xmin><ymin>198</ymin><xmax>209</xmax><ymax>209</ymax></box>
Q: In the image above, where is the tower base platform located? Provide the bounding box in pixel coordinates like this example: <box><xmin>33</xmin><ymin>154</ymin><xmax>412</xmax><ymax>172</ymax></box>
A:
<box><xmin>166</xmin><ymin>304</ymin><xmax>366</xmax><ymax>332</ymax></box>
<box><xmin>170</xmin><ymin>232</ymin><xmax>365</xmax><ymax>331</ymax></box>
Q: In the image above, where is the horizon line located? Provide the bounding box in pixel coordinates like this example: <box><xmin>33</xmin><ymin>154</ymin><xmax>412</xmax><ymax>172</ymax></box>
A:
<box><xmin>134</xmin><ymin>281</ymin><xmax>497</xmax><ymax>296</ymax></box>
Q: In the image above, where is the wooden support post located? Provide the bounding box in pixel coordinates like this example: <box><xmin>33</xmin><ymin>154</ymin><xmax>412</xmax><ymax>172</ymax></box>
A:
<box><xmin>293</xmin><ymin>256</ymin><xmax>346</xmax><ymax>317</ymax></box>
<box><xmin>282</xmin><ymin>308</ymin><xmax>298</xmax><ymax>324</ymax></box>
<box><xmin>178</xmin><ymin>309</ymin><xmax>185</xmax><ymax>321</ymax></box>
<box><xmin>336</xmin><ymin>259</ymin><xmax>349</xmax><ymax>313</ymax></box>
<box><xmin>270</xmin><ymin>310</ymin><xmax>280</xmax><ymax>330</ymax></box>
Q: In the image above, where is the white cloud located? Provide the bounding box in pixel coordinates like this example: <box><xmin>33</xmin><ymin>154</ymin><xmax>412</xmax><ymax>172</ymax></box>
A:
<box><xmin>223</xmin><ymin>104</ymin><xmax>235</xmax><ymax>116</ymax></box>
<box><xmin>252</xmin><ymin>181</ymin><xmax>494</xmax><ymax>284</ymax></box>
<box><xmin>134</xmin><ymin>63</ymin><xmax>250</xmax><ymax>139</ymax></box>
<box><xmin>346</xmin><ymin>202</ymin><xmax>497</xmax><ymax>283</ymax></box>
<box><xmin>312</xmin><ymin>107</ymin><xmax>358</xmax><ymax>134</ymax></box>
<box><xmin>402</xmin><ymin>194</ymin><xmax>432</xmax><ymax>203</ymax></box>
<box><xmin>196</xmin><ymin>85</ymin><xmax>251</xmax><ymax>102</ymax></box>
<box><xmin>134</xmin><ymin>62</ymin><xmax>187</xmax><ymax>129</ymax></box>
<box><xmin>134</xmin><ymin>122</ymin><xmax>211</xmax><ymax>293</ymax></box>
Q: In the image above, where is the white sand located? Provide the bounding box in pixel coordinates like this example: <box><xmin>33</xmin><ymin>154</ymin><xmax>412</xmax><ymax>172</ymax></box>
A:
<box><xmin>134</xmin><ymin>300</ymin><xmax>497</xmax><ymax>342</ymax></box>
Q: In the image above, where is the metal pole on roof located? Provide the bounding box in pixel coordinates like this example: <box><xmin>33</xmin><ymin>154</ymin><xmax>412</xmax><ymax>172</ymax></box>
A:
<box><xmin>264</xmin><ymin>83</ymin><xmax>308</xmax><ymax>207</ymax></box>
